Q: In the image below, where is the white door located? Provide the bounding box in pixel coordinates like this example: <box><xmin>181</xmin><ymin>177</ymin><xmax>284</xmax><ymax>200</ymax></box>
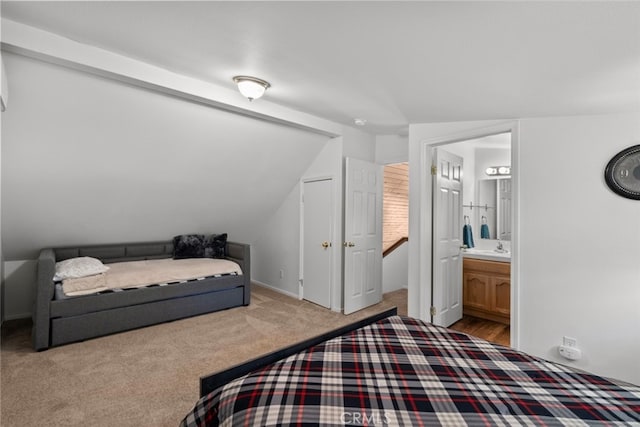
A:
<box><xmin>302</xmin><ymin>178</ymin><xmax>333</xmax><ymax>308</ymax></box>
<box><xmin>344</xmin><ymin>158</ymin><xmax>383</xmax><ymax>314</ymax></box>
<box><xmin>432</xmin><ymin>149</ymin><xmax>464</xmax><ymax>327</ymax></box>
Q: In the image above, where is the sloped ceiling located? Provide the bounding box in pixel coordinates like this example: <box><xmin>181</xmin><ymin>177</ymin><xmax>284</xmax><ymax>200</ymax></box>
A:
<box><xmin>2</xmin><ymin>1</ymin><xmax>639</xmax><ymax>258</ymax></box>
<box><xmin>1</xmin><ymin>53</ymin><xmax>329</xmax><ymax>259</ymax></box>
<box><xmin>2</xmin><ymin>1</ymin><xmax>639</xmax><ymax>135</ymax></box>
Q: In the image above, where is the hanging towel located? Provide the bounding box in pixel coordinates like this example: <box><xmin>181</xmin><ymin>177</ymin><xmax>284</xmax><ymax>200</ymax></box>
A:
<box><xmin>463</xmin><ymin>224</ymin><xmax>475</xmax><ymax>248</ymax></box>
<box><xmin>480</xmin><ymin>223</ymin><xmax>490</xmax><ymax>239</ymax></box>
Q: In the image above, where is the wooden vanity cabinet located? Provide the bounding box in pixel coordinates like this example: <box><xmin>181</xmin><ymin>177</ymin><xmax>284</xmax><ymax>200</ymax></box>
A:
<box><xmin>463</xmin><ymin>258</ymin><xmax>510</xmax><ymax>324</ymax></box>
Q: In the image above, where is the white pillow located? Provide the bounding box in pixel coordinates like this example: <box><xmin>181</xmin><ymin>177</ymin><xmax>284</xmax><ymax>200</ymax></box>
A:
<box><xmin>53</xmin><ymin>257</ymin><xmax>109</xmax><ymax>281</ymax></box>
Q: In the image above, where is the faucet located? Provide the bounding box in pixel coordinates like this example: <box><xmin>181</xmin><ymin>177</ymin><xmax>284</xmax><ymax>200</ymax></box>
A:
<box><xmin>496</xmin><ymin>240</ymin><xmax>504</xmax><ymax>251</ymax></box>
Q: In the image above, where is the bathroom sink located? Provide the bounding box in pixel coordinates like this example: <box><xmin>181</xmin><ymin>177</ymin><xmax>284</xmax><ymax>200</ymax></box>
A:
<box><xmin>462</xmin><ymin>248</ymin><xmax>511</xmax><ymax>262</ymax></box>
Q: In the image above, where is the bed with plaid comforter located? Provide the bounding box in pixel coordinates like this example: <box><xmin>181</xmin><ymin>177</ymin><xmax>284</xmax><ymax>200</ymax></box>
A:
<box><xmin>181</xmin><ymin>316</ymin><xmax>640</xmax><ymax>426</ymax></box>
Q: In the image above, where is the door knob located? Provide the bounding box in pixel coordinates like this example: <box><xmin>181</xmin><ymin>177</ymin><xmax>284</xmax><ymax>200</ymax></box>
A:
<box><xmin>321</xmin><ymin>241</ymin><xmax>331</xmax><ymax>249</ymax></box>
<box><xmin>343</xmin><ymin>242</ymin><xmax>355</xmax><ymax>247</ymax></box>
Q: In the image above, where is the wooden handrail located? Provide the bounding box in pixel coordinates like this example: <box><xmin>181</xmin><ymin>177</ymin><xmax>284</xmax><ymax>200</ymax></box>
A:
<box><xmin>383</xmin><ymin>237</ymin><xmax>408</xmax><ymax>257</ymax></box>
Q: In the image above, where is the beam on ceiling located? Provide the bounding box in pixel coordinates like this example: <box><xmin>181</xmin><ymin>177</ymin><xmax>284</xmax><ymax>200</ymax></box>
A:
<box><xmin>0</xmin><ymin>19</ymin><xmax>343</xmax><ymax>138</ymax></box>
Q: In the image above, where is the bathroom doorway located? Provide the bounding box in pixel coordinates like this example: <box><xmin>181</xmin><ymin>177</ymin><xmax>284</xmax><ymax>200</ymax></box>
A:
<box><xmin>431</xmin><ymin>131</ymin><xmax>513</xmax><ymax>346</ymax></box>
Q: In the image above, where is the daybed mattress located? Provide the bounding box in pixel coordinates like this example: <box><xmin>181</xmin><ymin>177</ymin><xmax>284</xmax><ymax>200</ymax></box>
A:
<box><xmin>60</xmin><ymin>258</ymin><xmax>243</xmax><ymax>297</ymax></box>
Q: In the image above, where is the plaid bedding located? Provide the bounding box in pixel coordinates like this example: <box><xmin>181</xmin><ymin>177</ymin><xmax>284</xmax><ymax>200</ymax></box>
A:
<box><xmin>181</xmin><ymin>316</ymin><xmax>640</xmax><ymax>426</ymax></box>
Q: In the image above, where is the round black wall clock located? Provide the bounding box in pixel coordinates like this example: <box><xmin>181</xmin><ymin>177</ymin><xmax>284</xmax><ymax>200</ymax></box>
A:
<box><xmin>604</xmin><ymin>144</ymin><xmax>640</xmax><ymax>200</ymax></box>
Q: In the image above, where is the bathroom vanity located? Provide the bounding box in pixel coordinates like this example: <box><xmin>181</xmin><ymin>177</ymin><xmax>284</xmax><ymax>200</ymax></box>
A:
<box><xmin>462</xmin><ymin>256</ymin><xmax>510</xmax><ymax>325</ymax></box>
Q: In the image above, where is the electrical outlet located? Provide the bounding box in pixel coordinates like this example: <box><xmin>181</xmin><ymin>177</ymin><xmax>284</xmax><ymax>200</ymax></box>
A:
<box><xmin>563</xmin><ymin>336</ymin><xmax>577</xmax><ymax>348</ymax></box>
<box><xmin>558</xmin><ymin>345</ymin><xmax>582</xmax><ymax>361</ymax></box>
<box><xmin>279</xmin><ymin>269</ymin><xmax>284</xmax><ymax>279</ymax></box>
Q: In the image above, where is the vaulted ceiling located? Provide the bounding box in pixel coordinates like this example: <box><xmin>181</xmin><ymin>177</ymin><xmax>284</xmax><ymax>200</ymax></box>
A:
<box><xmin>2</xmin><ymin>1</ymin><xmax>639</xmax><ymax>135</ymax></box>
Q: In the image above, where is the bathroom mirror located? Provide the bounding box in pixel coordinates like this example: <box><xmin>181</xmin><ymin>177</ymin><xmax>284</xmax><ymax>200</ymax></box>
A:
<box><xmin>477</xmin><ymin>178</ymin><xmax>512</xmax><ymax>241</ymax></box>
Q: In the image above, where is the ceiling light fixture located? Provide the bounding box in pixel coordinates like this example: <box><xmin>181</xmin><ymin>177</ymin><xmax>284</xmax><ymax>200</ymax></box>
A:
<box><xmin>232</xmin><ymin>76</ymin><xmax>270</xmax><ymax>101</ymax></box>
<box><xmin>354</xmin><ymin>118</ymin><xmax>367</xmax><ymax>126</ymax></box>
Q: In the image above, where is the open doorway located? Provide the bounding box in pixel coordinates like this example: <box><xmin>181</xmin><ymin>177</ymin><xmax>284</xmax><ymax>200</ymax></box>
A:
<box><xmin>431</xmin><ymin>132</ymin><xmax>512</xmax><ymax>346</ymax></box>
<box><xmin>381</xmin><ymin>162</ymin><xmax>409</xmax><ymax>315</ymax></box>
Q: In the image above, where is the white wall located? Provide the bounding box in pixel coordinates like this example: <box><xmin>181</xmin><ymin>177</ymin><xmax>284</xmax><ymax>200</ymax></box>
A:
<box><xmin>3</xmin><ymin>260</ymin><xmax>35</xmax><ymax>319</ymax></box>
<box><xmin>1</xmin><ymin>52</ymin><xmax>330</xmax><ymax>318</ymax></box>
<box><xmin>252</xmin><ymin>137</ymin><xmax>343</xmax><ymax>302</ymax></box>
<box><xmin>252</xmin><ymin>127</ymin><xmax>378</xmax><ymax>311</ymax></box>
<box><xmin>382</xmin><ymin>241</ymin><xmax>408</xmax><ymax>293</ymax></box>
<box><xmin>517</xmin><ymin>113</ymin><xmax>640</xmax><ymax>385</ymax></box>
<box><xmin>409</xmin><ymin>113</ymin><xmax>640</xmax><ymax>385</ymax></box>
<box><xmin>0</xmin><ymin>53</ymin><xmax>3</xmax><ymax>321</ymax></box>
<box><xmin>251</xmin><ymin>181</ymin><xmax>302</xmax><ymax>298</ymax></box>
<box><xmin>376</xmin><ymin>134</ymin><xmax>408</xmax><ymax>164</ymax></box>
<box><xmin>343</xmin><ymin>127</ymin><xmax>376</xmax><ymax>162</ymax></box>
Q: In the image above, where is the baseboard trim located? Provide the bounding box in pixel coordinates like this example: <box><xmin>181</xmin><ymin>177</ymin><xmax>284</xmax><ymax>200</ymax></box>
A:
<box><xmin>252</xmin><ymin>280</ymin><xmax>300</xmax><ymax>300</ymax></box>
<box><xmin>3</xmin><ymin>312</ymin><xmax>31</xmax><ymax>321</ymax></box>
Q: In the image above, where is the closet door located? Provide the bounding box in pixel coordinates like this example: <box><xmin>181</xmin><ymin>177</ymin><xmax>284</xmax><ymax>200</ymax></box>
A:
<box><xmin>301</xmin><ymin>178</ymin><xmax>333</xmax><ymax>308</ymax></box>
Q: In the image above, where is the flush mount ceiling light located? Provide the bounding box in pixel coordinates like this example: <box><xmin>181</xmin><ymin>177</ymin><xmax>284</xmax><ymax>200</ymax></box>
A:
<box><xmin>232</xmin><ymin>76</ymin><xmax>270</xmax><ymax>101</ymax></box>
<box><xmin>354</xmin><ymin>118</ymin><xmax>367</xmax><ymax>126</ymax></box>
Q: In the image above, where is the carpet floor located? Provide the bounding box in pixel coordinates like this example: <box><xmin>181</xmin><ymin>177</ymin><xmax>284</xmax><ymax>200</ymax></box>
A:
<box><xmin>1</xmin><ymin>285</ymin><xmax>407</xmax><ymax>427</ymax></box>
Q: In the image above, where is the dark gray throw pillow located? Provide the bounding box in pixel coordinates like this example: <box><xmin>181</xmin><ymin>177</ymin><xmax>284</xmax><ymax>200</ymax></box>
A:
<box><xmin>173</xmin><ymin>234</ymin><xmax>206</xmax><ymax>259</ymax></box>
<box><xmin>204</xmin><ymin>233</ymin><xmax>227</xmax><ymax>259</ymax></box>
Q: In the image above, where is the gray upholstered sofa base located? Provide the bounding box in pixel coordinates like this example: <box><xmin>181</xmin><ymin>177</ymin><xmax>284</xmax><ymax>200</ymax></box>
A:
<box><xmin>33</xmin><ymin>240</ymin><xmax>250</xmax><ymax>351</ymax></box>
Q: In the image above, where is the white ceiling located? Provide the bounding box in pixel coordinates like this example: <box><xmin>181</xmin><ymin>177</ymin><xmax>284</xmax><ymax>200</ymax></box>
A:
<box><xmin>2</xmin><ymin>1</ymin><xmax>639</xmax><ymax>135</ymax></box>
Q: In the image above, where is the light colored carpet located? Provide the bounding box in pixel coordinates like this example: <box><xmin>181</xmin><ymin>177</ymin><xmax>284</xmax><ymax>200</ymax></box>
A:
<box><xmin>1</xmin><ymin>285</ymin><xmax>407</xmax><ymax>427</ymax></box>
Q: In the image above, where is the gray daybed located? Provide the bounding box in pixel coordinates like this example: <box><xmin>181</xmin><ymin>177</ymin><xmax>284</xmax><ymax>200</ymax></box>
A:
<box><xmin>33</xmin><ymin>240</ymin><xmax>250</xmax><ymax>351</ymax></box>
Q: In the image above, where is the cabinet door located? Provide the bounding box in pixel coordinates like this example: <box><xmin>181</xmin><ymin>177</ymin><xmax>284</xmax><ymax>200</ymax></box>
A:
<box><xmin>491</xmin><ymin>276</ymin><xmax>510</xmax><ymax>316</ymax></box>
<box><xmin>463</xmin><ymin>273</ymin><xmax>490</xmax><ymax>311</ymax></box>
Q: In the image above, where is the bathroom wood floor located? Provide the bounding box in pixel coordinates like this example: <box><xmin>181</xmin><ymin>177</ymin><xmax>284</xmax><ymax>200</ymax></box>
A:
<box><xmin>449</xmin><ymin>315</ymin><xmax>511</xmax><ymax>347</ymax></box>
<box><xmin>385</xmin><ymin>289</ymin><xmax>510</xmax><ymax>347</ymax></box>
